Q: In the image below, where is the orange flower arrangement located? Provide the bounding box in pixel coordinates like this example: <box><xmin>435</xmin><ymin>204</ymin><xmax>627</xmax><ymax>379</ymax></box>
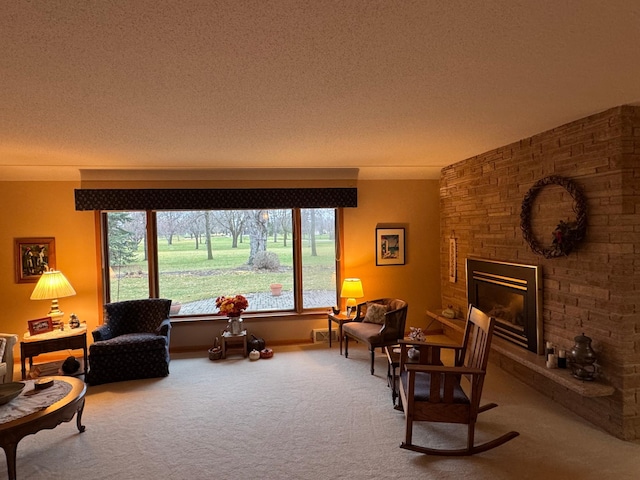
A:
<box><xmin>215</xmin><ymin>295</ymin><xmax>249</xmax><ymax>317</ymax></box>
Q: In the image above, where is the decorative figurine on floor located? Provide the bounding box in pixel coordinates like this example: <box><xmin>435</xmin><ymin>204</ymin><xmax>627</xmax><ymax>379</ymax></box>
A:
<box><xmin>62</xmin><ymin>356</ymin><xmax>80</xmax><ymax>374</ymax></box>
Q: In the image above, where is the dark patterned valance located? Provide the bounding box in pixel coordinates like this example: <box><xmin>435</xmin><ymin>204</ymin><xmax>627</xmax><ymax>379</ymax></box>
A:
<box><xmin>74</xmin><ymin>187</ymin><xmax>357</xmax><ymax>211</ymax></box>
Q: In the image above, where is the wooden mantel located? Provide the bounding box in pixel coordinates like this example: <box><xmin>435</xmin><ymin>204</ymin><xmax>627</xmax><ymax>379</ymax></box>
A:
<box><xmin>426</xmin><ymin>310</ymin><xmax>614</xmax><ymax>398</ymax></box>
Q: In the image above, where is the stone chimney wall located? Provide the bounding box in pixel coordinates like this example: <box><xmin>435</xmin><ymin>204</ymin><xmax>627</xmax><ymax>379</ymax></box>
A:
<box><xmin>439</xmin><ymin>105</ymin><xmax>640</xmax><ymax>440</ymax></box>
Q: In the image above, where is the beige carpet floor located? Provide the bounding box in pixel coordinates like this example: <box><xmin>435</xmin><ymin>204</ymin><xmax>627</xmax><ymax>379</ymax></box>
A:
<box><xmin>4</xmin><ymin>340</ymin><xmax>640</xmax><ymax>480</ymax></box>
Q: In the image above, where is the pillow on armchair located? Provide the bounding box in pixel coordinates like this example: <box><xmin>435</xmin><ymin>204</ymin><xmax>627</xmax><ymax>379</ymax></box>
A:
<box><xmin>363</xmin><ymin>302</ymin><xmax>387</xmax><ymax>324</ymax></box>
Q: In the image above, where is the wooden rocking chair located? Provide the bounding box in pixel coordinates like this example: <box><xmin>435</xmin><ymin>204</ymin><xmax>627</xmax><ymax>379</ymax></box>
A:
<box><xmin>398</xmin><ymin>304</ymin><xmax>519</xmax><ymax>455</ymax></box>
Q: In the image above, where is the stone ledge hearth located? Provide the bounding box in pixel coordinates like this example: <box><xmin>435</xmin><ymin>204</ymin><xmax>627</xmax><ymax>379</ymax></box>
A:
<box><xmin>491</xmin><ymin>336</ymin><xmax>614</xmax><ymax>397</ymax></box>
<box><xmin>426</xmin><ymin>310</ymin><xmax>614</xmax><ymax>398</ymax></box>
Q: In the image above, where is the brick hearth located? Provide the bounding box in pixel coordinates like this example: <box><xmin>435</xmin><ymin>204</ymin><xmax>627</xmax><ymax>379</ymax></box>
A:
<box><xmin>438</xmin><ymin>105</ymin><xmax>640</xmax><ymax>440</ymax></box>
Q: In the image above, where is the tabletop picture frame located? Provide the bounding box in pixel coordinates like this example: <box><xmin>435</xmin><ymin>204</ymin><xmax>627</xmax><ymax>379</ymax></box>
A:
<box><xmin>27</xmin><ymin>317</ymin><xmax>54</xmax><ymax>336</ymax></box>
<box><xmin>376</xmin><ymin>227</ymin><xmax>405</xmax><ymax>266</ymax></box>
<box><xmin>14</xmin><ymin>237</ymin><xmax>56</xmax><ymax>283</ymax></box>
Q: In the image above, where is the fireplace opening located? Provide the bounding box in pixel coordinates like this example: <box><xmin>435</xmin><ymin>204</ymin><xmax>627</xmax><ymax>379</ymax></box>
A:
<box><xmin>466</xmin><ymin>258</ymin><xmax>542</xmax><ymax>354</ymax></box>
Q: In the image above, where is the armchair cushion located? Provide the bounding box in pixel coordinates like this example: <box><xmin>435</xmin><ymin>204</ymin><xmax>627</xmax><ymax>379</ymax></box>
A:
<box><xmin>89</xmin><ymin>333</ymin><xmax>167</xmax><ymax>355</ymax></box>
<box><xmin>363</xmin><ymin>302</ymin><xmax>387</xmax><ymax>324</ymax></box>
<box><xmin>400</xmin><ymin>370</ymin><xmax>469</xmax><ymax>404</ymax></box>
<box><xmin>343</xmin><ymin>321</ymin><xmax>386</xmax><ymax>344</ymax></box>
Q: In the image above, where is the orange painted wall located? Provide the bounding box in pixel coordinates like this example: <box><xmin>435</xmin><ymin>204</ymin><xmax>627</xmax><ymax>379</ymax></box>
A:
<box><xmin>0</xmin><ymin>182</ymin><xmax>100</xmax><ymax>344</ymax></box>
<box><xmin>0</xmin><ymin>179</ymin><xmax>441</xmax><ymax>355</ymax></box>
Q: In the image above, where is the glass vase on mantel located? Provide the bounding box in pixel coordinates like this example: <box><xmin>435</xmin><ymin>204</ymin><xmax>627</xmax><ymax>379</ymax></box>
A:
<box><xmin>228</xmin><ymin>316</ymin><xmax>243</xmax><ymax>335</ymax></box>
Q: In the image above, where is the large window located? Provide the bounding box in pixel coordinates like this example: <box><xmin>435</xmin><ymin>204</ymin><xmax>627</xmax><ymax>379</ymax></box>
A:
<box><xmin>103</xmin><ymin>208</ymin><xmax>339</xmax><ymax>316</ymax></box>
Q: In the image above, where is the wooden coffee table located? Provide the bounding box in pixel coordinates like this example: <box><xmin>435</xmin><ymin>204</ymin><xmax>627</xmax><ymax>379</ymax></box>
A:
<box><xmin>0</xmin><ymin>376</ymin><xmax>86</xmax><ymax>480</ymax></box>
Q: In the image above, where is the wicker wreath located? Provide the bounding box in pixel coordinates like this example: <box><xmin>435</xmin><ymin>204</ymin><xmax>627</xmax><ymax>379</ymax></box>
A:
<box><xmin>520</xmin><ymin>175</ymin><xmax>587</xmax><ymax>258</ymax></box>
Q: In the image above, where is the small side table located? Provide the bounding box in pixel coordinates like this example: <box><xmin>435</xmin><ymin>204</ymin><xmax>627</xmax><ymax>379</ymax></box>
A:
<box><xmin>221</xmin><ymin>330</ymin><xmax>247</xmax><ymax>358</ymax></box>
<box><xmin>21</xmin><ymin>325</ymin><xmax>88</xmax><ymax>380</ymax></box>
<box><xmin>385</xmin><ymin>343</ymin><xmax>444</xmax><ymax>407</ymax></box>
<box><xmin>327</xmin><ymin>313</ymin><xmax>353</xmax><ymax>355</ymax></box>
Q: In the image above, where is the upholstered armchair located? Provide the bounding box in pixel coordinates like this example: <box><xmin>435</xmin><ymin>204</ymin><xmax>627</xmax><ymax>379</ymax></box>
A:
<box><xmin>86</xmin><ymin>298</ymin><xmax>172</xmax><ymax>386</ymax></box>
<box><xmin>343</xmin><ymin>298</ymin><xmax>408</xmax><ymax>375</ymax></box>
<box><xmin>0</xmin><ymin>333</ymin><xmax>18</xmax><ymax>383</ymax></box>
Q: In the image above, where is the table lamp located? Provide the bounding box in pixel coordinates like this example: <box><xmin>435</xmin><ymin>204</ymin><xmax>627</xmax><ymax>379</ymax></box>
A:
<box><xmin>30</xmin><ymin>269</ymin><xmax>76</xmax><ymax>323</ymax></box>
<box><xmin>340</xmin><ymin>278</ymin><xmax>364</xmax><ymax>317</ymax></box>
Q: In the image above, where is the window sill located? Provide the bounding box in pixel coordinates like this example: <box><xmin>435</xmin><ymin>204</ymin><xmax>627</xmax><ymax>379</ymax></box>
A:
<box><xmin>169</xmin><ymin>310</ymin><xmax>328</xmax><ymax>324</ymax></box>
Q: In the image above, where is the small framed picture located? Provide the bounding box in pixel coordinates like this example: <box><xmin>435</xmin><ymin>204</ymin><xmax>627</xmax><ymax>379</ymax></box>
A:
<box><xmin>28</xmin><ymin>317</ymin><xmax>54</xmax><ymax>336</ymax></box>
<box><xmin>14</xmin><ymin>237</ymin><xmax>56</xmax><ymax>283</ymax></box>
<box><xmin>376</xmin><ymin>228</ymin><xmax>405</xmax><ymax>266</ymax></box>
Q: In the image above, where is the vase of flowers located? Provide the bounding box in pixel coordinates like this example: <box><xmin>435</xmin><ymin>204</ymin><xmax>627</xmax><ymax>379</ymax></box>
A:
<box><xmin>407</xmin><ymin>327</ymin><xmax>426</xmax><ymax>361</ymax></box>
<box><xmin>408</xmin><ymin>327</ymin><xmax>426</xmax><ymax>342</ymax></box>
<box><xmin>216</xmin><ymin>295</ymin><xmax>249</xmax><ymax>335</ymax></box>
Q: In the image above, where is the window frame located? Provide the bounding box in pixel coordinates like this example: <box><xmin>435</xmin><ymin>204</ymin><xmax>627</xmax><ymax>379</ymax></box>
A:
<box><xmin>99</xmin><ymin>208</ymin><xmax>343</xmax><ymax>317</ymax></box>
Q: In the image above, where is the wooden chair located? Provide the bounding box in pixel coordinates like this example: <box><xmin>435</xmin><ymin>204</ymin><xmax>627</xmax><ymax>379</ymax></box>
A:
<box><xmin>343</xmin><ymin>298</ymin><xmax>408</xmax><ymax>375</ymax></box>
<box><xmin>398</xmin><ymin>304</ymin><xmax>519</xmax><ymax>455</ymax></box>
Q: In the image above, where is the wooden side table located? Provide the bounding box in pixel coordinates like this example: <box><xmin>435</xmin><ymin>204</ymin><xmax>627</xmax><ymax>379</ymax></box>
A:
<box><xmin>221</xmin><ymin>331</ymin><xmax>247</xmax><ymax>358</ymax></box>
<box><xmin>385</xmin><ymin>345</ymin><xmax>401</xmax><ymax>406</ymax></box>
<box><xmin>20</xmin><ymin>326</ymin><xmax>88</xmax><ymax>380</ymax></box>
<box><xmin>327</xmin><ymin>313</ymin><xmax>353</xmax><ymax>355</ymax></box>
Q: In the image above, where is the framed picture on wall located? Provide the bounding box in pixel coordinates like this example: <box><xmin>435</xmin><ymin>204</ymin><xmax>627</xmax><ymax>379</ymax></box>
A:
<box><xmin>14</xmin><ymin>237</ymin><xmax>56</xmax><ymax>283</ymax></box>
<box><xmin>375</xmin><ymin>228</ymin><xmax>405</xmax><ymax>266</ymax></box>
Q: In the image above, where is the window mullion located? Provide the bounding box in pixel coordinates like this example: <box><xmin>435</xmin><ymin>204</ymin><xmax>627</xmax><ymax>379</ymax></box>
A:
<box><xmin>147</xmin><ymin>210</ymin><xmax>160</xmax><ymax>298</ymax></box>
<box><xmin>292</xmin><ymin>209</ymin><xmax>303</xmax><ymax>313</ymax></box>
<box><xmin>99</xmin><ymin>212</ymin><xmax>111</xmax><ymax>304</ymax></box>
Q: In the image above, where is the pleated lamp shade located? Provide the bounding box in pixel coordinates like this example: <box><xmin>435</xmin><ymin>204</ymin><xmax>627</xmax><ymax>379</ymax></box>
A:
<box><xmin>30</xmin><ymin>269</ymin><xmax>76</xmax><ymax>318</ymax></box>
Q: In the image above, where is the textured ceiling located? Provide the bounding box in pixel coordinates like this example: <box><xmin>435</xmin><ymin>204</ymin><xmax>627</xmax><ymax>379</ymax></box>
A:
<box><xmin>2</xmin><ymin>1</ymin><xmax>640</xmax><ymax>181</ymax></box>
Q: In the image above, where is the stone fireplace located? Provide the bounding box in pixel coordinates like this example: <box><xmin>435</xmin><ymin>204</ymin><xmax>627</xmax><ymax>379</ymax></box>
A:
<box><xmin>466</xmin><ymin>258</ymin><xmax>542</xmax><ymax>355</ymax></box>
<box><xmin>438</xmin><ymin>105</ymin><xmax>640</xmax><ymax>441</ymax></box>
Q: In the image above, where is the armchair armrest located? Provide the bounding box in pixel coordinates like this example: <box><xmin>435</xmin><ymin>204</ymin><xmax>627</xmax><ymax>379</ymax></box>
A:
<box><xmin>399</xmin><ymin>339</ymin><xmax>465</xmax><ymax>366</ymax></box>
<box><xmin>354</xmin><ymin>301</ymin><xmax>369</xmax><ymax>322</ymax></box>
<box><xmin>399</xmin><ymin>339</ymin><xmax>463</xmax><ymax>351</ymax></box>
<box><xmin>92</xmin><ymin>324</ymin><xmax>114</xmax><ymax>342</ymax></box>
<box><xmin>156</xmin><ymin>318</ymin><xmax>171</xmax><ymax>337</ymax></box>
<box><xmin>379</xmin><ymin>308</ymin><xmax>404</xmax><ymax>337</ymax></box>
<box><xmin>404</xmin><ymin>364</ymin><xmax>484</xmax><ymax>376</ymax></box>
<box><xmin>0</xmin><ymin>333</ymin><xmax>18</xmax><ymax>383</ymax></box>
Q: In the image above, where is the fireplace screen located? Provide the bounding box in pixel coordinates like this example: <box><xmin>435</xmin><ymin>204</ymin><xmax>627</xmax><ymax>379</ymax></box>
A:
<box><xmin>476</xmin><ymin>282</ymin><xmax>525</xmax><ymax>331</ymax></box>
<box><xmin>467</xmin><ymin>258</ymin><xmax>542</xmax><ymax>354</ymax></box>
